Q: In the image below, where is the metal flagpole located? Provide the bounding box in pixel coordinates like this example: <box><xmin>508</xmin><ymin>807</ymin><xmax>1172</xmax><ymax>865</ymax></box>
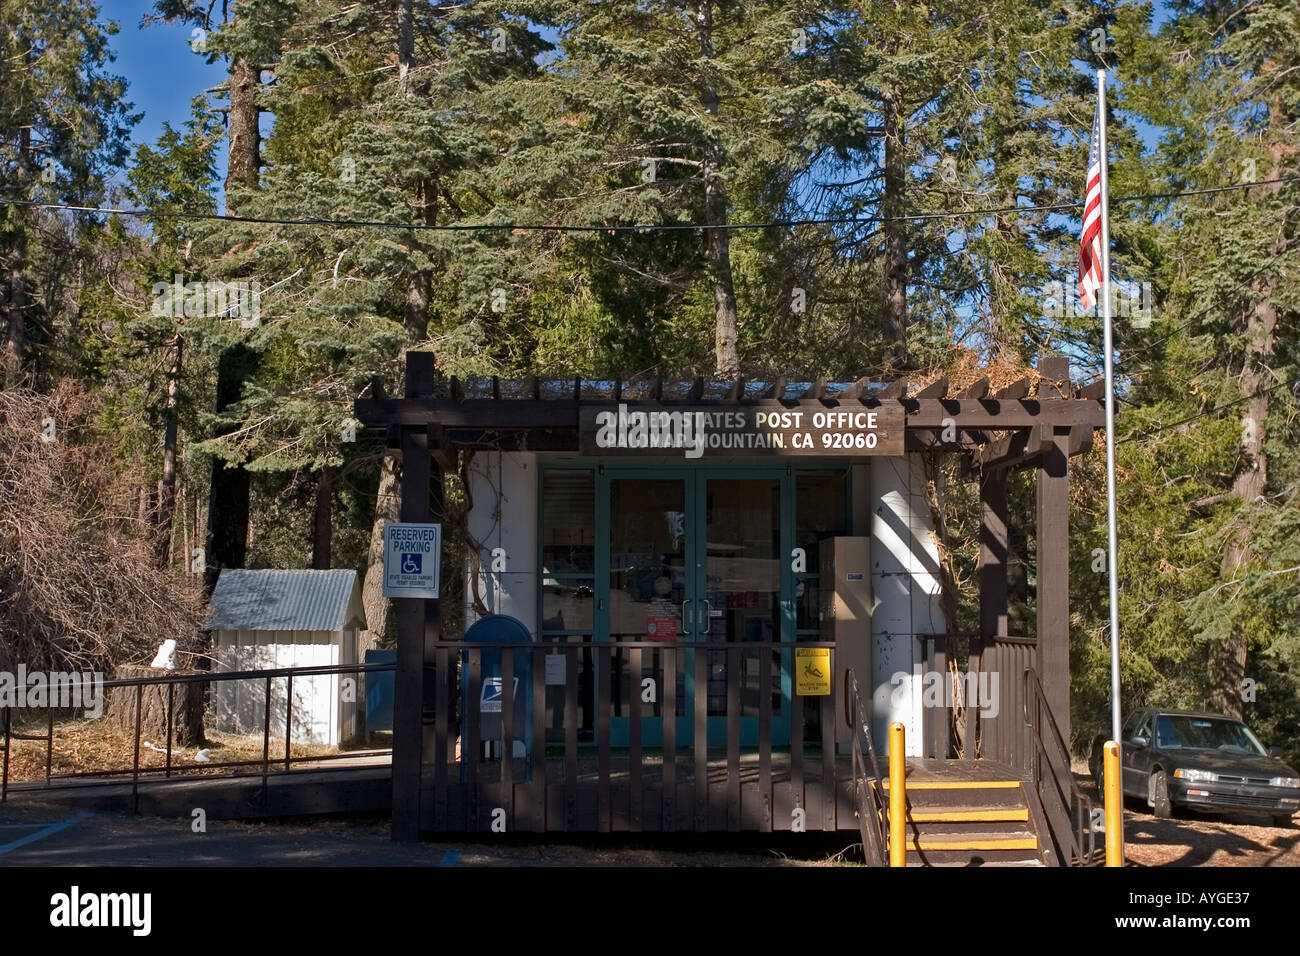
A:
<box><xmin>1097</xmin><ymin>68</ymin><xmax>1124</xmax><ymax>857</ymax></box>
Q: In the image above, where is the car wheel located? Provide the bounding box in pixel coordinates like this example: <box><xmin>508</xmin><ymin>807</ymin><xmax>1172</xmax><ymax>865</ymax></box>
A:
<box><xmin>1275</xmin><ymin>814</ymin><xmax>1296</xmax><ymax>829</ymax></box>
<box><xmin>1149</xmin><ymin>770</ymin><xmax>1172</xmax><ymax>819</ymax></box>
<box><xmin>1091</xmin><ymin>750</ymin><xmax>1105</xmax><ymax>792</ymax></box>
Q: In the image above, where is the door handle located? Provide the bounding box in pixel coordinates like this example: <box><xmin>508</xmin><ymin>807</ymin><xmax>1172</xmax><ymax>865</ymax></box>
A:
<box><xmin>699</xmin><ymin>600</ymin><xmax>712</xmax><ymax>633</ymax></box>
<box><xmin>680</xmin><ymin>598</ymin><xmax>693</xmax><ymax>636</ymax></box>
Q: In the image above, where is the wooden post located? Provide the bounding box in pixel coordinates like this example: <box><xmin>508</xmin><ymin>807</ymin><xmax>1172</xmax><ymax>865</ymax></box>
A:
<box><xmin>392</xmin><ymin>352</ymin><xmax>439</xmax><ymax>842</ymax></box>
<box><xmin>423</xmin><ymin>422</ymin><xmax>444</xmax><ymax>758</ymax></box>
<box><xmin>1035</xmin><ymin>425</ymin><xmax>1072</xmax><ymax>751</ymax></box>
<box><xmin>1035</xmin><ymin>355</ymin><xmax>1072</xmax><ymax>748</ymax></box>
<box><xmin>976</xmin><ymin>468</ymin><xmax>1009</xmax><ymax>762</ymax></box>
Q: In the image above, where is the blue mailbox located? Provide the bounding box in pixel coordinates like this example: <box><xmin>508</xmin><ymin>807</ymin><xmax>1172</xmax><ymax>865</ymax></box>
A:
<box><xmin>461</xmin><ymin>614</ymin><xmax>533</xmax><ymax>778</ymax></box>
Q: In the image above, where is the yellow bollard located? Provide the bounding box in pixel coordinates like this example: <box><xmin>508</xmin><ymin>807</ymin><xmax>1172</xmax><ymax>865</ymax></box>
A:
<box><xmin>1104</xmin><ymin>740</ymin><xmax>1123</xmax><ymax>867</ymax></box>
<box><xmin>889</xmin><ymin>722</ymin><xmax>906</xmax><ymax>867</ymax></box>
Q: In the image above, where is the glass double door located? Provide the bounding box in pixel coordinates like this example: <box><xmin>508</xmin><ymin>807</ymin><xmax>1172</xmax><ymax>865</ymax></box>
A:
<box><xmin>598</xmin><ymin>467</ymin><xmax>794</xmax><ymax>748</ymax></box>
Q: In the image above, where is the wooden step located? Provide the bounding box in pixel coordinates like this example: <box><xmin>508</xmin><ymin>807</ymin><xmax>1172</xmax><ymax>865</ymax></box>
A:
<box><xmin>905</xmin><ymin>806</ymin><xmax>1029</xmax><ymax>823</ymax></box>
<box><xmin>876</xmin><ymin>805</ymin><xmax>1030</xmax><ymax>834</ymax></box>
<box><xmin>908</xmin><ymin>831</ymin><xmax>1038</xmax><ymax>852</ymax></box>
<box><xmin>928</xmin><ymin>858</ymin><xmax>1047</xmax><ymax>868</ymax></box>
<box><xmin>881</xmin><ymin>779</ymin><xmax>1028</xmax><ymax>808</ymax></box>
<box><xmin>883</xmin><ymin>779</ymin><xmax>1022</xmax><ymax>790</ymax></box>
<box><xmin>904</xmin><ymin>830</ymin><xmax>1043</xmax><ymax>866</ymax></box>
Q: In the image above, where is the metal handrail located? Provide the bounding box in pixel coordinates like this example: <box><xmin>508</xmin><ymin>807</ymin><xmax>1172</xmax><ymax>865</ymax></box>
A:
<box><xmin>1</xmin><ymin>660</ymin><xmax>396</xmax><ymax>804</ymax></box>
<box><xmin>1022</xmin><ymin>666</ymin><xmax>1096</xmax><ymax>866</ymax></box>
<box><xmin>845</xmin><ymin>667</ymin><xmax>888</xmax><ymax>866</ymax></box>
<box><xmin>90</xmin><ymin>659</ymin><xmax>398</xmax><ymax>689</ymax></box>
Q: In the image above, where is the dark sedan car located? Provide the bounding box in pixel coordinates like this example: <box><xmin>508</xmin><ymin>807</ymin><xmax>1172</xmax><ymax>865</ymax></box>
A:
<box><xmin>1090</xmin><ymin>709</ymin><xmax>1300</xmax><ymax>826</ymax></box>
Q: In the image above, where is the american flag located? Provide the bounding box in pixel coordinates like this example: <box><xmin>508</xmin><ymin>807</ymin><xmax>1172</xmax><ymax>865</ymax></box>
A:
<box><xmin>1079</xmin><ymin>100</ymin><xmax>1104</xmax><ymax>310</ymax></box>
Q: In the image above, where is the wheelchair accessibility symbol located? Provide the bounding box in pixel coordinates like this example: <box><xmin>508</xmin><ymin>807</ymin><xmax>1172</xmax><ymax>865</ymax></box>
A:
<box><xmin>401</xmin><ymin>553</ymin><xmax>422</xmax><ymax>574</ymax></box>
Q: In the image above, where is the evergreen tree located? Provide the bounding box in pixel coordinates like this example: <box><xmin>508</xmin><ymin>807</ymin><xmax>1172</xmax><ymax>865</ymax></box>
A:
<box><xmin>0</xmin><ymin>0</ymin><xmax>138</xmax><ymax>385</ymax></box>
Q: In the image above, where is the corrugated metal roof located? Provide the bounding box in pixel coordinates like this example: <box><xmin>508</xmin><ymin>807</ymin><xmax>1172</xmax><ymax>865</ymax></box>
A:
<box><xmin>205</xmin><ymin>569</ymin><xmax>361</xmax><ymax>632</ymax></box>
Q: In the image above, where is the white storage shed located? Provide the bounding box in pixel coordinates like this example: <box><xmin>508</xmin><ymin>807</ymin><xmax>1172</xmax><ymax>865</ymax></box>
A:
<box><xmin>206</xmin><ymin>569</ymin><xmax>365</xmax><ymax>746</ymax></box>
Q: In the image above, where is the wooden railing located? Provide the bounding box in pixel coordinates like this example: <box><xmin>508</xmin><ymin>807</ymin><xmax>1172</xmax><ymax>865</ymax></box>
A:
<box><xmin>420</xmin><ymin>640</ymin><xmax>853</xmax><ymax>832</ymax></box>
<box><xmin>1023</xmin><ymin>666</ymin><xmax>1096</xmax><ymax>866</ymax></box>
<box><xmin>845</xmin><ymin>667</ymin><xmax>888</xmax><ymax>865</ymax></box>
<box><xmin>915</xmin><ymin>633</ymin><xmax>1038</xmax><ymax>764</ymax></box>
<box><xmin>981</xmin><ymin>637</ymin><xmax>1037</xmax><ymax>766</ymax></box>
<box><xmin>917</xmin><ymin>634</ymin><xmax>952</xmax><ymax>760</ymax></box>
<box><xmin>1</xmin><ymin>661</ymin><xmax>395</xmax><ymax>809</ymax></box>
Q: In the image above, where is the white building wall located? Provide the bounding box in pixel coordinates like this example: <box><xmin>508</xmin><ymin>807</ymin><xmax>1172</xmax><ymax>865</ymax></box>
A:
<box><xmin>869</xmin><ymin>455</ymin><xmax>943</xmax><ymax>756</ymax></box>
<box><xmin>462</xmin><ymin>451</ymin><xmax>540</xmax><ymax>637</ymax></box>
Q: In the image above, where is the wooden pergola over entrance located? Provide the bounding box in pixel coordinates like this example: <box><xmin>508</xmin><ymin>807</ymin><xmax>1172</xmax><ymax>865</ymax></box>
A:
<box><xmin>355</xmin><ymin>353</ymin><xmax>1106</xmax><ymax>851</ymax></box>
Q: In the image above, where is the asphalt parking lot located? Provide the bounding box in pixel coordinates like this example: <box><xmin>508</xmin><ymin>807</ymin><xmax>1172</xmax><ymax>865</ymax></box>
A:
<box><xmin>0</xmin><ymin>804</ymin><xmax>852</xmax><ymax>867</ymax></box>
<box><xmin>3</xmin><ymin>798</ymin><xmax>1294</xmax><ymax>867</ymax></box>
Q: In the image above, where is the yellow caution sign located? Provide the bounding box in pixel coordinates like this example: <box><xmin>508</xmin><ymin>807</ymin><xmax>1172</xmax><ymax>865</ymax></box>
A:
<box><xmin>795</xmin><ymin>647</ymin><xmax>831</xmax><ymax>696</ymax></box>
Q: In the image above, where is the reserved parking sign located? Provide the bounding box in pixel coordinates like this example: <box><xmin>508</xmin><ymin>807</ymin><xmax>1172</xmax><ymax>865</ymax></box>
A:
<box><xmin>382</xmin><ymin>522</ymin><xmax>442</xmax><ymax>599</ymax></box>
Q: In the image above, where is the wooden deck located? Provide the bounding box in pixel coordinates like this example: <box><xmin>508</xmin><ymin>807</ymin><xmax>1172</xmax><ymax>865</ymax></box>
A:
<box><xmin>2</xmin><ymin>750</ymin><xmax>1061</xmax><ymax>864</ymax></box>
<box><xmin>417</xmin><ymin>752</ymin><xmax>1028</xmax><ymax>833</ymax></box>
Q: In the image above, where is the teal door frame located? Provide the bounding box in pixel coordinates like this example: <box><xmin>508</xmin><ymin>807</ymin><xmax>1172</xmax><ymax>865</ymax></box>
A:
<box><xmin>598</xmin><ymin>464</ymin><xmax>794</xmax><ymax>749</ymax></box>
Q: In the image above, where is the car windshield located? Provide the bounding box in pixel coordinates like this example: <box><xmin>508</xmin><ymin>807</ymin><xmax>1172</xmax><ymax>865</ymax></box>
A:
<box><xmin>1154</xmin><ymin>715</ymin><xmax>1267</xmax><ymax>756</ymax></box>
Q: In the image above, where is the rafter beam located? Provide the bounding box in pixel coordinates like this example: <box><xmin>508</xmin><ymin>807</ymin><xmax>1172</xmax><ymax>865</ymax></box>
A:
<box><xmin>878</xmin><ymin>377</ymin><xmax>908</xmax><ymax>400</ymax></box>
<box><xmin>994</xmin><ymin>377</ymin><xmax>1031</xmax><ymax>400</ymax></box>
<box><xmin>970</xmin><ymin>426</ymin><xmax>1052</xmax><ymax>472</ymax></box>
<box><xmin>965</xmin><ymin>422</ymin><xmax>1096</xmax><ymax>474</ymax></box>
<box><xmin>836</xmin><ymin>376</ymin><xmax>873</xmax><ymax>401</ymax></box>
<box><xmin>914</xmin><ymin>377</ymin><xmax>948</xmax><ymax>399</ymax></box>
<box><xmin>1076</xmin><ymin>379</ymin><xmax>1105</xmax><ymax>401</ymax></box>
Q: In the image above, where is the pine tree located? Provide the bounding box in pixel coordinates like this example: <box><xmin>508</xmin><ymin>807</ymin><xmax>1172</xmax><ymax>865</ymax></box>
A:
<box><xmin>0</xmin><ymin>0</ymin><xmax>137</xmax><ymax>385</ymax></box>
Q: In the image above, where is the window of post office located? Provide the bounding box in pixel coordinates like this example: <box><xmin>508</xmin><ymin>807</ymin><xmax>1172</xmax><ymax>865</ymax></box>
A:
<box><xmin>541</xmin><ymin>469</ymin><xmax>595</xmax><ymax>633</ymax></box>
<box><xmin>794</xmin><ymin>470</ymin><xmax>848</xmax><ymax>633</ymax></box>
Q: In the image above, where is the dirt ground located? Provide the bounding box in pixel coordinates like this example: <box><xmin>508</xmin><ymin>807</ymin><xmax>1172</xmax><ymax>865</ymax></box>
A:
<box><xmin>1078</xmin><ymin>772</ymin><xmax>1300</xmax><ymax>867</ymax></box>
<box><xmin>1123</xmin><ymin>807</ymin><xmax>1299</xmax><ymax>867</ymax></box>
<box><xmin>3</xmin><ymin>717</ymin><xmax>345</xmax><ymax>783</ymax></box>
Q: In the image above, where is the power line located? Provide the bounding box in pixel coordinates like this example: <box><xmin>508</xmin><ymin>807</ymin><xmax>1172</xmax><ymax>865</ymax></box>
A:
<box><xmin>1117</xmin><ymin>375</ymin><xmax>1298</xmax><ymax>445</ymax></box>
<box><xmin>1</xmin><ymin>176</ymin><xmax>1295</xmax><ymax>234</ymax></box>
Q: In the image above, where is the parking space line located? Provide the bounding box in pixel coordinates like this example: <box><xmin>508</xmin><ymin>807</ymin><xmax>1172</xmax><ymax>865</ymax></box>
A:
<box><xmin>0</xmin><ymin>812</ymin><xmax>92</xmax><ymax>857</ymax></box>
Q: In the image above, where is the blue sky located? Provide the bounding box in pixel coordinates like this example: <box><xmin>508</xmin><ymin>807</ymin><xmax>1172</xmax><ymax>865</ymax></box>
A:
<box><xmin>99</xmin><ymin>0</ymin><xmax>227</xmax><ymax>170</ymax></box>
<box><xmin>100</xmin><ymin>0</ymin><xmax>224</xmax><ymax>145</ymax></box>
